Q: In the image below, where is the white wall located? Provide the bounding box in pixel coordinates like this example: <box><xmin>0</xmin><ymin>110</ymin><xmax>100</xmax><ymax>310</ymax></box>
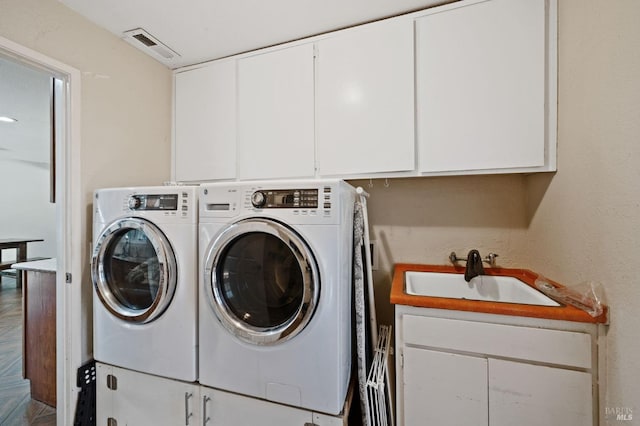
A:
<box><xmin>0</xmin><ymin>58</ymin><xmax>56</xmax><ymax>260</ymax></box>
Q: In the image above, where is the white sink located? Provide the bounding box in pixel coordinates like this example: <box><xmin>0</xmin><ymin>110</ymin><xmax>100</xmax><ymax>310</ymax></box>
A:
<box><xmin>405</xmin><ymin>271</ymin><xmax>560</xmax><ymax>306</ymax></box>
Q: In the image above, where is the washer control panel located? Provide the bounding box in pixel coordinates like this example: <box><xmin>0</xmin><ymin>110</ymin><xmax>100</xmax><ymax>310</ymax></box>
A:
<box><xmin>128</xmin><ymin>194</ymin><xmax>180</xmax><ymax>211</ymax></box>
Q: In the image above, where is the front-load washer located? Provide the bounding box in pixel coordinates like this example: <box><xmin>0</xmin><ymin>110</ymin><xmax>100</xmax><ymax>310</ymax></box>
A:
<box><xmin>199</xmin><ymin>179</ymin><xmax>357</xmax><ymax>415</ymax></box>
<box><xmin>91</xmin><ymin>185</ymin><xmax>198</xmax><ymax>382</ymax></box>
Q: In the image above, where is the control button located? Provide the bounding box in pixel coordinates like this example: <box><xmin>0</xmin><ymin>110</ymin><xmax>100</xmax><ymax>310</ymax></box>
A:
<box><xmin>251</xmin><ymin>191</ymin><xmax>266</xmax><ymax>208</ymax></box>
<box><xmin>324</xmin><ymin>202</ymin><xmax>331</xmax><ymax>209</ymax></box>
<box><xmin>182</xmin><ymin>205</ymin><xmax>188</xmax><ymax>211</ymax></box>
<box><xmin>128</xmin><ymin>196</ymin><xmax>142</xmax><ymax>210</ymax></box>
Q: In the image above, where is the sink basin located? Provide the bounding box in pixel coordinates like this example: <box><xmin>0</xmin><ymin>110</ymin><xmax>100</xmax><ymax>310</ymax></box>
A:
<box><xmin>405</xmin><ymin>271</ymin><xmax>560</xmax><ymax>306</ymax></box>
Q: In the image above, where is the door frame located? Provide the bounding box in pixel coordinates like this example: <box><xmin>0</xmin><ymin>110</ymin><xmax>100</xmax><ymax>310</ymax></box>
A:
<box><xmin>0</xmin><ymin>35</ymin><xmax>82</xmax><ymax>426</ymax></box>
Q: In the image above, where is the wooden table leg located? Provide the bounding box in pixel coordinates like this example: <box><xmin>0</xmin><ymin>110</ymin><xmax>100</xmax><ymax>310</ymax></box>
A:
<box><xmin>15</xmin><ymin>242</ymin><xmax>27</xmax><ymax>288</ymax></box>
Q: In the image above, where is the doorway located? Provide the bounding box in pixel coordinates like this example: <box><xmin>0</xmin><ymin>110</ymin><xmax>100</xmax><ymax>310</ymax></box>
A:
<box><xmin>0</xmin><ymin>35</ymin><xmax>82</xmax><ymax>426</ymax></box>
<box><xmin>0</xmin><ymin>55</ymin><xmax>58</xmax><ymax>426</ymax></box>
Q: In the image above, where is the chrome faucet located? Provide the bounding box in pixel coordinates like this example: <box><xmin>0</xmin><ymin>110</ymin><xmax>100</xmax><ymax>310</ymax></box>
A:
<box><xmin>463</xmin><ymin>249</ymin><xmax>484</xmax><ymax>282</ymax></box>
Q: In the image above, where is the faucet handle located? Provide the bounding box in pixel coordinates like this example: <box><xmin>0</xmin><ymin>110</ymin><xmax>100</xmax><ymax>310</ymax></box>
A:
<box><xmin>484</xmin><ymin>253</ymin><xmax>499</xmax><ymax>266</ymax></box>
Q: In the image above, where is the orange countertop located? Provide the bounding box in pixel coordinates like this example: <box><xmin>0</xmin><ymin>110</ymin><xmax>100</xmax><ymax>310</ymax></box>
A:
<box><xmin>390</xmin><ymin>263</ymin><xmax>608</xmax><ymax>324</ymax></box>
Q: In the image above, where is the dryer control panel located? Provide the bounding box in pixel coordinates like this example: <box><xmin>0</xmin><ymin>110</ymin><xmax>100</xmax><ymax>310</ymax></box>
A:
<box><xmin>199</xmin><ymin>180</ymin><xmax>355</xmax><ymax>225</ymax></box>
<box><xmin>250</xmin><ymin>188</ymin><xmax>319</xmax><ymax>209</ymax></box>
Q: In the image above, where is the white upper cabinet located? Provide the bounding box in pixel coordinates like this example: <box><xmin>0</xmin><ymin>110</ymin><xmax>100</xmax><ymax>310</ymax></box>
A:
<box><xmin>236</xmin><ymin>44</ymin><xmax>316</xmax><ymax>180</ymax></box>
<box><xmin>172</xmin><ymin>0</ymin><xmax>557</xmax><ymax>181</ymax></box>
<box><xmin>416</xmin><ymin>0</ymin><xmax>556</xmax><ymax>174</ymax></box>
<box><xmin>315</xmin><ymin>19</ymin><xmax>415</xmax><ymax>176</ymax></box>
<box><xmin>174</xmin><ymin>60</ymin><xmax>236</xmax><ymax>182</ymax></box>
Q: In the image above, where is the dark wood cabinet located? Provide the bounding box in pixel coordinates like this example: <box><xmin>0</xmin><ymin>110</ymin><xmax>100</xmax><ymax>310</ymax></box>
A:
<box><xmin>22</xmin><ymin>270</ymin><xmax>57</xmax><ymax>407</ymax></box>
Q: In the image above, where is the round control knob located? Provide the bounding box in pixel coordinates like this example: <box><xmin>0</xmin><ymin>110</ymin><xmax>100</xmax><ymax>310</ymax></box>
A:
<box><xmin>128</xmin><ymin>196</ymin><xmax>142</xmax><ymax>210</ymax></box>
<box><xmin>251</xmin><ymin>191</ymin><xmax>266</xmax><ymax>208</ymax></box>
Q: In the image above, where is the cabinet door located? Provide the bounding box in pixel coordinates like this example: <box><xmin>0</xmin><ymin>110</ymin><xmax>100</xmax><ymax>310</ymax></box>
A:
<box><xmin>316</xmin><ymin>19</ymin><xmax>415</xmax><ymax>176</ymax></box>
<box><xmin>101</xmin><ymin>365</ymin><xmax>200</xmax><ymax>426</ymax></box>
<box><xmin>489</xmin><ymin>359</ymin><xmax>593</xmax><ymax>426</ymax></box>
<box><xmin>402</xmin><ymin>347</ymin><xmax>488</xmax><ymax>426</ymax></box>
<box><xmin>202</xmin><ymin>387</ymin><xmax>313</xmax><ymax>425</ymax></box>
<box><xmin>95</xmin><ymin>363</ymin><xmax>114</xmax><ymax>426</ymax></box>
<box><xmin>416</xmin><ymin>0</ymin><xmax>547</xmax><ymax>173</ymax></box>
<box><xmin>174</xmin><ymin>60</ymin><xmax>236</xmax><ymax>181</ymax></box>
<box><xmin>237</xmin><ymin>44</ymin><xmax>315</xmax><ymax>180</ymax></box>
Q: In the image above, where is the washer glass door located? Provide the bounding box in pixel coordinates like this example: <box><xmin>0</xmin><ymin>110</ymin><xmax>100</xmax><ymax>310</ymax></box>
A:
<box><xmin>205</xmin><ymin>218</ymin><xmax>319</xmax><ymax>345</ymax></box>
<box><xmin>92</xmin><ymin>218</ymin><xmax>177</xmax><ymax>323</ymax></box>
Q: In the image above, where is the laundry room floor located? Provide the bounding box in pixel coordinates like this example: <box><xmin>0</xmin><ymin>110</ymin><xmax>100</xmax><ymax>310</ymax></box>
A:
<box><xmin>0</xmin><ymin>275</ymin><xmax>56</xmax><ymax>426</ymax></box>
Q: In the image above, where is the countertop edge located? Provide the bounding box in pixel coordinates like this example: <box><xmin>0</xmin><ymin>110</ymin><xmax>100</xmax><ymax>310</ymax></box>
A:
<box><xmin>12</xmin><ymin>258</ymin><xmax>56</xmax><ymax>273</ymax></box>
<box><xmin>390</xmin><ymin>263</ymin><xmax>609</xmax><ymax>324</ymax></box>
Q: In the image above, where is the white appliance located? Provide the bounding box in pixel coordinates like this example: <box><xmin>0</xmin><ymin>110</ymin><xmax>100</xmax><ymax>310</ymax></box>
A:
<box><xmin>91</xmin><ymin>186</ymin><xmax>198</xmax><ymax>382</ymax></box>
<box><xmin>198</xmin><ymin>179</ymin><xmax>356</xmax><ymax>415</ymax></box>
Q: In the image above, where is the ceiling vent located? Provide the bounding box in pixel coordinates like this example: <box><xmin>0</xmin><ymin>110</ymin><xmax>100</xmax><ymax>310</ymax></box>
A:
<box><xmin>122</xmin><ymin>28</ymin><xmax>181</xmax><ymax>66</ymax></box>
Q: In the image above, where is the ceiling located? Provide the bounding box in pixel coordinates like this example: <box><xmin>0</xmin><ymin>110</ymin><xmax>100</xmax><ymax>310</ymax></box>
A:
<box><xmin>56</xmin><ymin>0</ymin><xmax>452</xmax><ymax>69</ymax></box>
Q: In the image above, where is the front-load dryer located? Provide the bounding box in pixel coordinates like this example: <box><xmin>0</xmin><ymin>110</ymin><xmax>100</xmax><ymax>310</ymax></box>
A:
<box><xmin>198</xmin><ymin>179</ymin><xmax>356</xmax><ymax>415</ymax></box>
<box><xmin>91</xmin><ymin>186</ymin><xmax>198</xmax><ymax>382</ymax></box>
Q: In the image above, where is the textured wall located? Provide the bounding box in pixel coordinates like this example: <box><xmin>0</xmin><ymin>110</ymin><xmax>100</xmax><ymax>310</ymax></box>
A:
<box><xmin>349</xmin><ymin>175</ymin><xmax>529</xmax><ymax>326</ymax></box>
<box><xmin>525</xmin><ymin>0</ymin><xmax>640</xmax><ymax>420</ymax></box>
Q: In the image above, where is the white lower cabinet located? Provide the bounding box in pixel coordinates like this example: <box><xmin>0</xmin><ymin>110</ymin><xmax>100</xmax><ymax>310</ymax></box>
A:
<box><xmin>488</xmin><ymin>359</ymin><xmax>593</xmax><ymax>426</ymax></box>
<box><xmin>403</xmin><ymin>348</ymin><xmax>488</xmax><ymax>425</ymax></box>
<box><xmin>96</xmin><ymin>363</ymin><xmax>198</xmax><ymax>426</ymax></box>
<box><xmin>201</xmin><ymin>387</ymin><xmax>311</xmax><ymax>425</ymax></box>
<box><xmin>395</xmin><ymin>307</ymin><xmax>601</xmax><ymax>426</ymax></box>
<box><xmin>96</xmin><ymin>363</ymin><xmax>347</xmax><ymax>426</ymax></box>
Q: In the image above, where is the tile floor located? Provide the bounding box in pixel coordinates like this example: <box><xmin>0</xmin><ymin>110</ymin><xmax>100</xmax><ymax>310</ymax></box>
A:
<box><xmin>0</xmin><ymin>275</ymin><xmax>56</xmax><ymax>425</ymax></box>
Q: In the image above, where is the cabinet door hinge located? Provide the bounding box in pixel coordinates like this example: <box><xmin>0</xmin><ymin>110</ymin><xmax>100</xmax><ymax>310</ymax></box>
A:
<box><xmin>106</xmin><ymin>374</ymin><xmax>117</xmax><ymax>390</ymax></box>
<box><xmin>66</xmin><ymin>272</ymin><xmax>72</xmax><ymax>284</ymax></box>
<box><xmin>107</xmin><ymin>418</ymin><xmax>117</xmax><ymax>426</ymax></box>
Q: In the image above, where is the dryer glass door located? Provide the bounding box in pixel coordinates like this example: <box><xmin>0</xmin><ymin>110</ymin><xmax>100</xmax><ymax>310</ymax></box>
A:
<box><xmin>92</xmin><ymin>218</ymin><xmax>177</xmax><ymax>323</ymax></box>
<box><xmin>205</xmin><ymin>218</ymin><xmax>319</xmax><ymax>345</ymax></box>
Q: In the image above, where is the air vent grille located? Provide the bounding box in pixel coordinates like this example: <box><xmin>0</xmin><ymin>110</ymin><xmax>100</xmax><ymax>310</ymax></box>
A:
<box><xmin>122</xmin><ymin>28</ymin><xmax>181</xmax><ymax>65</ymax></box>
<box><xmin>132</xmin><ymin>33</ymin><xmax>157</xmax><ymax>47</ymax></box>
